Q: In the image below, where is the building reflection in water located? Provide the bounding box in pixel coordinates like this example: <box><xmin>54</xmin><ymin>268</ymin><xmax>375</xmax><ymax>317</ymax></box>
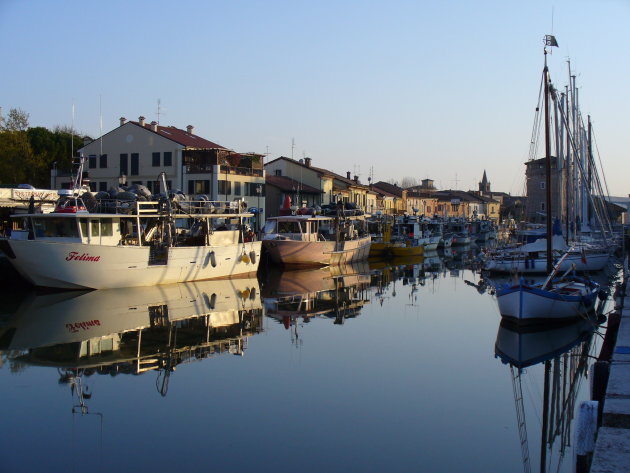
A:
<box><xmin>0</xmin><ymin>278</ymin><xmax>263</xmax><ymax>401</ymax></box>
<box><xmin>494</xmin><ymin>318</ymin><xmax>599</xmax><ymax>473</ymax></box>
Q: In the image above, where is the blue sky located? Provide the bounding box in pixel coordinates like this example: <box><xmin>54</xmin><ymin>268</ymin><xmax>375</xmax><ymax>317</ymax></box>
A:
<box><xmin>1</xmin><ymin>0</ymin><xmax>628</xmax><ymax>195</ymax></box>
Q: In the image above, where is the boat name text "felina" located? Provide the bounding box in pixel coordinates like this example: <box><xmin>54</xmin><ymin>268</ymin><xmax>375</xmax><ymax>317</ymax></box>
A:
<box><xmin>66</xmin><ymin>251</ymin><xmax>101</xmax><ymax>262</ymax></box>
<box><xmin>66</xmin><ymin>320</ymin><xmax>101</xmax><ymax>333</ymax></box>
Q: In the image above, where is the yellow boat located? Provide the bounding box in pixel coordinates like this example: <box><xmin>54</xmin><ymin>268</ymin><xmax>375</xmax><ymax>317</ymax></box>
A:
<box><xmin>390</xmin><ymin>240</ymin><xmax>424</xmax><ymax>257</ymax></box>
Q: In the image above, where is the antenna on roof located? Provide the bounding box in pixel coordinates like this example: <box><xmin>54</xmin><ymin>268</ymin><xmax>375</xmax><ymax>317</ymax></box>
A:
<box><xmin>291</xmin><ymin>138</ymin><xmax>295</xmax><ymax>160</ymax></box>
<box><xmin>157</xmin><ymin>98</ymin><xmax>162</xmax><ymax>125</ymax></box>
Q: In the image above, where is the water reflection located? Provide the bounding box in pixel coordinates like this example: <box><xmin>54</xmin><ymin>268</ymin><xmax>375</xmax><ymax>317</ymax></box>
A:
<box><xmin>261</xmin><ymin>263</ymin><xmax>372</xmax><ymax>342</ymax></box>
<box><xmin>0</xmin><ymin>278</ymin><xmax>263</xmax><ymax>397</ymax></box>
<box><xmin>494</xmin><ymin>318</ymin><xmax>599</xmax><ymax>473</ymax></box>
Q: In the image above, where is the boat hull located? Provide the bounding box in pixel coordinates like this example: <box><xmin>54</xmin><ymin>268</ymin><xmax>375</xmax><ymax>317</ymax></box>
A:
<box><xmin>390</xmin><ymin>244</ymin><xmax>424</xmax><ymax>257</ymax></box>
<box><xmin>495</xmin><ymin>280</ymin><xmax>598</xmax><ymax>324</ymax></box>
<box><xmin>263</xmin><ymin>236</ymin><xmax>371</xmax><ymax>266</ymax></box>
<box><xmin>5</xmin><ymin>239</ymin><xmax>261</xmax><ymax>290</ymax></box>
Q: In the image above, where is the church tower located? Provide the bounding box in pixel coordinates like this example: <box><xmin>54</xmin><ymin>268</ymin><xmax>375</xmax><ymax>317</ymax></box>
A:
<box><xmin>479</xmin><ymin>170</ymin><xmax>491</xmax><ymax>194</ymax></box>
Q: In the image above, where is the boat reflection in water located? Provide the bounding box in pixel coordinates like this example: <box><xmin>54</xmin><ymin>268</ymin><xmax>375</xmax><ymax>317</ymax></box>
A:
<box><xmin>495</xmin><ymin>317</ymin><xmax>598</xmax><ymax>473</ymax></box>
<box><xmin>1</xmin><ymin>278</ymin><xmax>263</xmax><ymax>399</ymax></box>
<box><xmin>262</xmin><ymin>262</ymin><xmax>371</xmax><ymax>335</ymax></box>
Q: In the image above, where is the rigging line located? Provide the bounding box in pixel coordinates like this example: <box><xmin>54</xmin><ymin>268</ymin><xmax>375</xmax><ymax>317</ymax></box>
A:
<box><xmin>554</xmin><ymin>93</ymin><xmax>612</xmax><ymax>239</ymax></box>
<box><xmin>528</xmin><ymin>72</ymin><xmax>546</xmax><ymax>161</ymax></box>
<box><xmin>591</xmin><ymin>129</ymin><xmax>613</xmax><ymax>200</ymax></box>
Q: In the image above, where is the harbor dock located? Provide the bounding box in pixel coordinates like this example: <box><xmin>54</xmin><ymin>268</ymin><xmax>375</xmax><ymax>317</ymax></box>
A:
<box><xmin>590</xmin><ymin>264</ymin><xmax>630</xmax><ymax>472</ymax></box>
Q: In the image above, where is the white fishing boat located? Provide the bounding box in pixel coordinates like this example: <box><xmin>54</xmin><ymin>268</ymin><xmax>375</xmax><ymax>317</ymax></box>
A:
<box><xmin>494</xmin><ymin>36</ymin><xmax>603</xmax><ymax>325</ymax></box>
<box><xmin>261</xmin><ymin>214</ymin><xmax>371</xmax><ymax>266</ymax></box>
<box><xmin>0</xmin><ymin>168</ymin><xmax>261</xmax><ymax>290</ymax></box>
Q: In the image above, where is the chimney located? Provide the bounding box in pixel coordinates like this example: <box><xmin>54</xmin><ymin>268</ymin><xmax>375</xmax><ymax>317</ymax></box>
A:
<box><xmin>138</xmin><ymin>116</ymin><xmax>145</xmax><ymax>126</ymax></box>
<box><xmin>150</xmin><ymin>121</ymin><xmax>158</xmax><ymax>132</ymax></box>
<box><xmin>186</xmin><ymin>125</ymin><xmax>194</xmax><ymax>135</ymax></box>
<box><xmin>119</xmin><ymin>117</ymin><xmax>127</xmax><ymax>126</ymax></box>
<box><xmin>346</xmin><ymin>171</ymin><xmax>351</xmax><ymax>179</ymax></box>
<box><xmin>354</xmin><ymin>175</ymin><xmax>358</xmax><ymax>183</ymax></box>
<box><xmin>304</xmin><ymin>157</ymin><xmax>312</xmax><ymax>167</ymax></box>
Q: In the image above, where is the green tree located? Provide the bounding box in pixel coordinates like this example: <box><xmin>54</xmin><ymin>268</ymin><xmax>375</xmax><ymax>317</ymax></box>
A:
<box><xmin>0</xmin><ymin>108</ymin><xmax>30</xmax><ymax>132</ymax></box>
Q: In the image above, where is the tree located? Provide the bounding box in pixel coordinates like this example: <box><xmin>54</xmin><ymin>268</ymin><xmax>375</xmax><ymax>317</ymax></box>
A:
<box><xmin>400</xmin><ymin>176</ymin><xmax>419</xmax><ymax>189</ymax></box>
<box><xmin>0</xmin><ymin>108</ymin><xmax>29</xmax><ymax>132</ymax></box>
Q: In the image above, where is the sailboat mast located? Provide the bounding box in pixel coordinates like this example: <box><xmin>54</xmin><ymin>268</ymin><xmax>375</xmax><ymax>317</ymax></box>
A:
<box><xmin>543</xmin><ymin>53</ymin><xmax>553</xmax><ymax>274</ymax></box>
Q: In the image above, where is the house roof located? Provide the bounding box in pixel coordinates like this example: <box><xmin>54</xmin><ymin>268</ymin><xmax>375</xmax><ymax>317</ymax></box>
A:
<box><xmin>80</xmin><ymin>120</ymin><xmax>228</xmax><ymax>152</ymax></box>
<box><xmin>265</xmin><ymin>175</ymin><xmax>321</xmax><ymax>194</ymax></box>
<box><xmin>265</xmin><ymin>156</ymin><xmax>369</xmax><ymax>189</ymax></box>
<box><xmin>129</xmin><ymin>121</ymin><xmax>227</xmax><ymax>149</ymax></box>
<box><xmin>371</xmin><ymin>181</ymin><xmax>404</xmax><ymax>197</ymax></box>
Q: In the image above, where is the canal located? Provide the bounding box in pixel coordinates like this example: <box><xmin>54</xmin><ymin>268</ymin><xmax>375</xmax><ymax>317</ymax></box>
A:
<box><xmin>0</xmin><ymin>248</ymin><xmax>616</xmax><ymax>473</ymax></box>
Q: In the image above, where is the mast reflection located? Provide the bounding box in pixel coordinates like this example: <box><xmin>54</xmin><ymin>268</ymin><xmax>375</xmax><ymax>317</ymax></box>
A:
<box><xmin>494</xmin><ymin>318</ymin><xmax>599</xmax><ymax>473</ymax></box>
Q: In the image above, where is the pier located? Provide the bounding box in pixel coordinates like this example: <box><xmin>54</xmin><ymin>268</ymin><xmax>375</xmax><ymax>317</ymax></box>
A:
<box><xmin>590</xmin><ymin>260</ymin><xmax>630</xmax><ymax>472</ymax></box>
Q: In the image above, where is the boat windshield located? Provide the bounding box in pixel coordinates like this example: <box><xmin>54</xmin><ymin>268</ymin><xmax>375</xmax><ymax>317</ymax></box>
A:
<box><xmin>32</xmin><ymin>217</ymin><xmax>80</xmax><ymax>238</ymax></box>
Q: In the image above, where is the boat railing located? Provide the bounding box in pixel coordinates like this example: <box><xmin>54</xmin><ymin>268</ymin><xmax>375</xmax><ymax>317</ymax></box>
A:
<box><xmin>86</xmin><ymin>198</ymin><xmax>252</xmax><ymax>217</ymax></box>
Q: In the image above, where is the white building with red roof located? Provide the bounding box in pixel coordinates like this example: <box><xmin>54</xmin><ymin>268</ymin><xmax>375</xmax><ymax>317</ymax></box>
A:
<box><xmin>73</xmin><ymin>116</ymin><xmax>265</xmax><ymax>208</ymax></box>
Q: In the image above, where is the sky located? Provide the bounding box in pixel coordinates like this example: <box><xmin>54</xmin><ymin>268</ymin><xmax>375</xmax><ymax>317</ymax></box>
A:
<box><xmin>1</xmin><ymin>0</ymin><xmax>628</xmax><ymax>196</ymax></box>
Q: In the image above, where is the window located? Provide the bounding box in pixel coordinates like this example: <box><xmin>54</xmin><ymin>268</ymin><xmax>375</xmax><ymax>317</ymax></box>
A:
<box><xmin>99</xmin><ymin>182</ymin><xmax>107</xmax><ymax>192</ymax></box>
<box><xmin>541</xmin><ymin>202</ymin><xmax>546</xmax><ymax>211</ymax></box>
<box><xmin>427</xmin><ymin>206</ymin><xmax>432</xmax><ymax>214</ymax></box>
<box><xmin>247</xmin><ymin>183</ymin><xmax>264</xmax><ymax>196</ymax></box>
<box><xmin>79</xmin><ymin>220</ymin><xmax>88</xmax><ymax>237</ymax></box>
<box><xmin>120</xmin><ymin>154</ymin><xmax>128</xmax><ymax>175</ymax></box>
<box><xmin>91</xmin><ymin>220</ymin><xmax>100</xmax><ymax>236</ymax></box>
<box><xmin>147</xmin><ymin>180</ymin><xmax>160</xmax><ymax>193</ymax></box>
<box><xmin>234</xmin><ymin>182</ymin><xmax>241</xmax><ymax>196</ymax></box>
<box><xmin>540</xmin><ymin>181</ymin><xmax>545</xmax><ymax>190</ymax></box>
<box><xmin>188</xmin><ymin>180</ymin><xmax>209</xmax><ymax>195</ymax></box>
<box><xmin>218</xmin><ymin>180</ymin><xmax>232</xmax><ymax>196</ymax></box>
<box><xmin>152</xmin><ymin>152</ymin><xmax>160</xmax><ymax>167</ymax></box>
<box><xmin>275</xmin><ymin>169</ymin><xmax>282</xmax><ymax>176</ymax></box>
<box><xmin>89</xmin><ymin>182</ymin><xmax>97</xmax><ymax>192</ymax></box>
<box><xmin>32</xmin><ymin>217</ymin><xmax>79</xmax><ymax>238</ymax></box>
<box><xmin>101</xmin><ymin>221</ymin><xmax>113</xmax><ymax>237</ymax></box>
<box><xmin>89</xmin><ymin>155</ymin><xmax>97</xmax><ymax>169</ymax></box>
<box><xmin>131</xmin><ymin>153</ymin><xmax>139</xmax><ymax>175</ymax></box>
<box><xmin>99</xmin><ymin>154</ymin><xmax>108</xmax><ymax>168</ymax></box>
<box><xmin>164</xmin><ymin>152</ymin><xmax>172</xmax><ymax>167</ymax></box>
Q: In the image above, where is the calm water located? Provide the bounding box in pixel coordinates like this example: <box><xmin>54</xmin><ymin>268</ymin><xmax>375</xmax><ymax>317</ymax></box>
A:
<box><xmin>0</xmin><ymin>248</ymin><xmax>612</xmax><ymax>473</ymax></box>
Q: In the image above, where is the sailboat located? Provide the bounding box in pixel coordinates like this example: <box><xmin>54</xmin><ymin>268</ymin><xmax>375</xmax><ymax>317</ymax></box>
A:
<box><xmin>494</xmin><ymin>36</ymin><xmax>601</xmax><ymax>325</ymax></box>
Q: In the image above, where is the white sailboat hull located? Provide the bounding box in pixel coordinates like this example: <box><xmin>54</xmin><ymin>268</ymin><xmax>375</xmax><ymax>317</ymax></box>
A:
<box><xmin>484</xmin><ymin>252</ymin><xmax>609</xmax><ymax>273</ymax></box>
<box><xmin>496</xmin><ymin>280</ymin><xmax>598</xmax><ymax>323</ymax></box>
<box><xmin>6</xmin><ymin>239</ymin><xmax>261</xmax><ymax>289</ymax></box>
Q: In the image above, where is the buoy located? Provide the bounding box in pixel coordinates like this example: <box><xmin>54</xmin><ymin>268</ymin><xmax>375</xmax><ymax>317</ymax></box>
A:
<box><xmin>209</xmin><ymin>251</ymin><xmax>216</xmax><ymax>267</ymax></box>
<box><xmin>241</xmin><ymin>253</ymin><xmax>250</xmax><ymax>264</ymax></box>
<box><xmin>249</xmin><ymin>250</ymin><xmax>257</xmax><ymax>264</ymax></box>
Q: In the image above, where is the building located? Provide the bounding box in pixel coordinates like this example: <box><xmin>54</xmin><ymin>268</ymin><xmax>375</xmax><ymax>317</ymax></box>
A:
<box><xmin>264</xmin><ymin>156</ymin><xmax>376</xmax><ymax>215</ymax></box>
<box><xmin>525</xmin><ymin>157</ymin><xmax>563</xmax><ymax>224</ymax></box>
<box><xmin>74</xmin><ymin>116</ymin><xmax>265</xmax><ymax>211</ymax></box>
<box><xmin>370</xmin><ymin>181</ymin><xmax>407</xmax><ymax>215</ymax></box>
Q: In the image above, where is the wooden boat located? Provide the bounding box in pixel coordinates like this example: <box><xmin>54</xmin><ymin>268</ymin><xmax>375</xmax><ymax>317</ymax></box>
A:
<box><xmin>261</xmin><ymin>214</ymin><xmax>371</xmax><ymax>266</ymax></box>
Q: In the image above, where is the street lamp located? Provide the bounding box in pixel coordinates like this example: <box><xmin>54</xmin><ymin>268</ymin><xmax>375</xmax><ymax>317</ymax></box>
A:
<box><xmin>256</xmin><ymin>184</ymin><xmax>262</xmax><ymax>233</ymax></box>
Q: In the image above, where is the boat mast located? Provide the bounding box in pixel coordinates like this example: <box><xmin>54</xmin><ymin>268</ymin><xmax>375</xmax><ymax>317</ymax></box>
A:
<box><xmin>543</xmin><ymin>47</ymin><xmax>553</xmax><ymax>274</ymax></box>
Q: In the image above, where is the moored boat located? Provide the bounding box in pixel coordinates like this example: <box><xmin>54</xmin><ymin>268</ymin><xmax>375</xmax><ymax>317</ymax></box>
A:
<box><xmin>261</xmin><ymin>214</ymin><xmax>371</xmax><ymax>266</ymax></box>
<box><xmin>1</xmin><ymin>170</ymin><xmax>261</xmax><ymax>290</ymax></box>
